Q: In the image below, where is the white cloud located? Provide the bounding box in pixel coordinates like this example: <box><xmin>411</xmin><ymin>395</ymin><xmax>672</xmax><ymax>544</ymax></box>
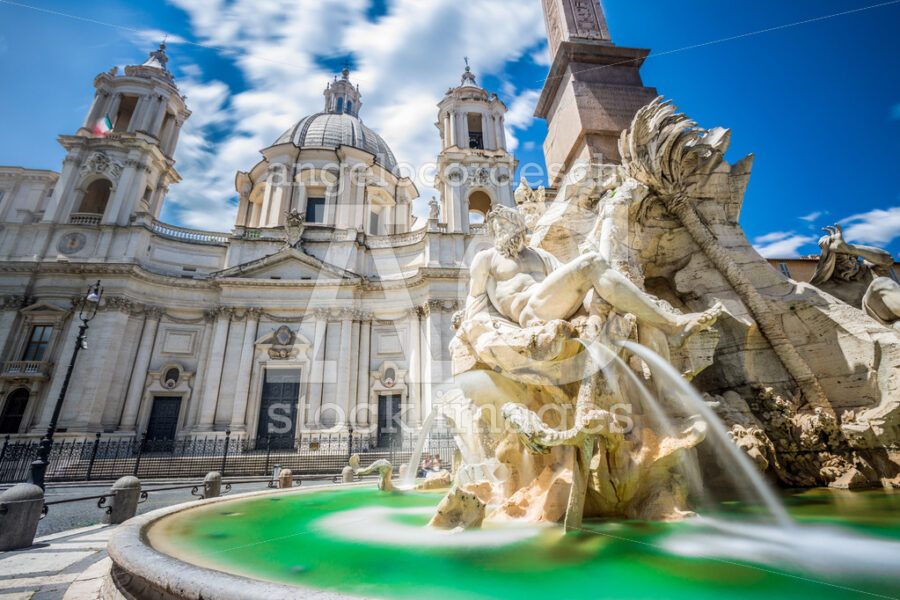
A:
<box><xmin>501</xmin><ymin>88</ymin><xmax>541</xmax><ymax>153</ymax></box>
<box><xmin>131</xmin><ymin>29</ymin><xmax>189</xmax><ymax>46</ymax></box>
<box><xmin>798</xmin><ymin>210</ymin><xmax>823</xmax><ymax>222</ymax></box>
<box><xmin>752</xmin><ymin>231</ymin><xmax>816</xmax><ymax>258</ymax></box>
<box><xmin>154</xmin><ymin>0</ymin><xmax>547</xmax><ymax>229</ymax></box>
<box><xmin>840</xmin><ymin>206</ymin><xmax>900</xmax><ymax>246</ymax></box>
<box><xmin>530</xmin><ymin>42</ymin><xmax>550</xmax><ymax>66</ymax></box>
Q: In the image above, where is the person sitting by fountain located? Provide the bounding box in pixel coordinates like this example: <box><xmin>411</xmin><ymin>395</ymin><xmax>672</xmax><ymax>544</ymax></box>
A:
<box><xmin>431</xmin><ymin>456</ymin><xmax>443</xmax><ymax>472</ymax></box>
<box><xmin>465</xmin><ymin>205</ymin><xmax>723</xmax><ymax>347</ymax></box>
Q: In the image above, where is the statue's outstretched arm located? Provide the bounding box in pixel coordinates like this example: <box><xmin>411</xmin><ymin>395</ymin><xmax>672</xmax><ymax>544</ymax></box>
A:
<box><xmin>846</xmin><ymin>243</ymin><xmax>894</xmax><ymax>270</ymax></box>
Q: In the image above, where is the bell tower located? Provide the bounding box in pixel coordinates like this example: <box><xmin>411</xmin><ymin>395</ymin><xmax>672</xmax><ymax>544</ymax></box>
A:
<box><xmin>435</xmin><ymin>63</ymin><xmax>516</xmax><ymax>234</ymax></box>
<box><xmin>41</xmin><ymin>44</ymin><xmax>190</xmax><ymax>226</ymax></box>
<box><xmin>535</xmin><ymin>0</ymin><xmax>657</xmax><ymax>185</ymax></box>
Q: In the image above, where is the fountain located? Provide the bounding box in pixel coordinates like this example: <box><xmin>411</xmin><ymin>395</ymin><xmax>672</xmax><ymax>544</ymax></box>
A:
<box><xmin>103</xmin><ymin>97</ymin><xmax>900</xmax><ymax>599</ymax></box>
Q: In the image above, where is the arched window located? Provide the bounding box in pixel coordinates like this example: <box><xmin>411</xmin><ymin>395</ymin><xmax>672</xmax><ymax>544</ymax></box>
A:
<box><xmin>78</xmin><ymin>179</ymin><xmax>112</xmax><ymax>215</ymax></box>
<box><xmin>0</xmin><ymin>388</ymin><xmax>30</xmax><ymax>434</ymax></box>
<box><xmin>467</xmin><ymin>190</ymin><xmax>492</xmax><ymax>223</ymax></box>
<box><xmin>336</xmin><ymin>97</ymin><xmax>344</xmax><ymax>112</ymax></box>
<box><xmin>346</xmin><ymin>101</ymin><xmax>352</xmax><ymax>114</ymax></box>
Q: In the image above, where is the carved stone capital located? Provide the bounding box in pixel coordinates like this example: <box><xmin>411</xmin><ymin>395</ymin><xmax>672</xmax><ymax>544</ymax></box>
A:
<box><xmin>102</xmin><ymin>296</ymin><xmax>137</xmax><ymax>314</ymax></box>
<box><xmin>144</xmin><ymin>305</ymin><xmax>165</xmax><ymax>320</ymax></box>
<box><xmin>243</xmin><ymin>307</ymin><xmax>263</xmax><ymax>320</ymax></box>
<box><xmin>204</xmin><ymin>306</ymin><xmax>233</xmax><ymax>321</ymax></box>
<box><xmin>1</xmin><ymin>295</ymin><xmax>26</xmax><ymax>310</ymax></box>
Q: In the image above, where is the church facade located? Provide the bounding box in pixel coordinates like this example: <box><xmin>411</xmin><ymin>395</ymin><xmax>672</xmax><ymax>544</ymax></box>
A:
<box><xmin>0</xmin><ymin>46</ymin><xmax>517</xmax><ymax>444</ymax></box>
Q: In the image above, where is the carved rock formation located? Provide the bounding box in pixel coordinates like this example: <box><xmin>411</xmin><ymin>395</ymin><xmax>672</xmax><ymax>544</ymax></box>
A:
<box><xmin>428</xmin><ymin>486</ymin><xmax>485</xmax><ymax>530</ymax></box>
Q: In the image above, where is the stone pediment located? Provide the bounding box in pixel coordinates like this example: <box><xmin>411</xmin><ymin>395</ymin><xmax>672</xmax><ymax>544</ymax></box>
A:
<box><xmin>20</xmin><ymin>301</ymin><xmax>70</xmax><ymax>315</ymax></box>
<box><xmin>211</xmin><ymin>248</ymin><xmax>358</xmax><ymax>282</ymax></box>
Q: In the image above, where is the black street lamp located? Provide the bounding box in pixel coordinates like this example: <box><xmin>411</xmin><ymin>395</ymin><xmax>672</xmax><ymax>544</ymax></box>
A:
<box><xmin>28</xmin><ymin>280</ymin><xmax>102</xmax><ymax>489</ymax></box>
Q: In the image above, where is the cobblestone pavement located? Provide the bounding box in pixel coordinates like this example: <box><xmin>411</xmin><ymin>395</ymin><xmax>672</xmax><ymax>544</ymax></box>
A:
<box><xmin>0</xmin><ymin>478</ymin><xmax>341</xmax><ymax>599</ymax></box>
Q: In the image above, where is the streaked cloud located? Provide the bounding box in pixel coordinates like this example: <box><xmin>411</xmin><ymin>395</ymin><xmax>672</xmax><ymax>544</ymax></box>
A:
<box><xmin>840</xmin><ymin>205</ymin><xmax>900</xmax><ymax>247</ymax></box>
<box><xmin>151</xmin><ymin>0</ymin><xmax>547</xmax><ymax>229</ymax></box>
<box><xmin>752</xmin><ymin>231</ymin><xmax>817</xmax><ymax>258</ymax></box>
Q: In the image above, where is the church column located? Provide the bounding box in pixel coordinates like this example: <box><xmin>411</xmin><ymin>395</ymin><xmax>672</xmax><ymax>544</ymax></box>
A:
<box><xmin>119</xmin><ymin>308</ymin><xmax>162</xmax><ymax>431</ymax></box>
<box><xmin>498</xmin><ymin>115</ymin><xmax>508</xmax><ymax>150</ymax></box>
<box><xmin>127</xmin><ymin>96</ymin><xmax>147</xmax><ymax>133</ymax></box>
<box><xmin>457</xmin><ymin>110</ymin><xmax>468</xmax><ymax>147</ymax></box>
<box><xmin>71</xmin><ymin>306</ymin><xmax>132</xmax><ymax>431</ymax></box>
<box><xmin>442</xmin><ymin>114</ymin><xmax>450</xmax><ymax>148</ymax></box>
<box><xmin>306</xmin><ymin>313</ymin><xmax>328</xmax><ymax>426</ymax></box>
<box><xmin>293</xmin><ymin>181</ymin><xmax>307</xmax><ymax>214</ymax></box>
<box><xmin>484</xmin><ymin>113</ymin><xmax>495</xmax><ymax>151</ymax></box>
<box><xmin>106</xmin><ymin>94</ymin><xmax>122</xmax><ymax>128</ymax></box>
<box><xmin>421</xmin><ymin>302</ymin><xmax>443</xmax><ymax>419</ymax></box>
<box><xmin>406</xmin><ymin>307</ymin><xmax>423</xmax><ymax>426</ymax></box>
<box><xmin>195</xmin><ymin>307</ymin><xmax>231</xmax><ymax>431</ymax></box>
<box><xmin>335</xmin><ymin>314</ymin><xmax>353</xmax><ymax>427</ymax></box>
<box><xmin>0</xmin><ymin>301</ymin><xmax>21</xmax><ymax>361</ymax></box>
<box><xmin>346</xmin><ymin>316</ymin><xmax>361</xmax><ymax>425</ymax></box>
<box><xmin>83</xmin><ymin>90</ymin><xmax>110</xmax><ymax>130</ymax></box>
<box><xmin>355</xmin><ymin>318</ymin><xmax>371</xmax><ymax>428</ymax></box>
<box><xmin>115</xmin><ymin>162</ymin><xmax>149</xmax><ymax>225</ymax></box>
<box><xmin>102</xmin><ymin>161</ymin><xmax>136</xmax><ymax>225</ymax></box>
<box><xmin>34</xmin><ymin>316</ymin><xmax>79</xmax><ymax>431</ymax></box>
<box><xmin>449</xmin><ymin>112</ymin><xmax>457</xmax><ymax>147</ymax></box>
<box><xmin>229</xmin><ymin>308</ymin><xmax>260</xmax><ymax>432</ymax></box>
<box><xmin>325</xmin><ymin>176</ymin><xmax>340</xmax><ymax>225</ymax></box>
<box><xmin>148</xmin><ymin>95</ymin><xmax>167</xmax><ymax>137</ymax></box>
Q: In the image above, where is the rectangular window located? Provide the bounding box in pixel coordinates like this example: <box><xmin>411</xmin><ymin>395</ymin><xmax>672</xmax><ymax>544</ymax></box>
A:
<box><xmin>369</xmin><ymin>210</ymin><xmax>380</xmax><ymax>235</ymax></box>
<box><xmin>306</xmin><ymin>197</ymin><xmax>326</xmax><ymax>223</ymax></box>
<box><xmin>22</xmin><ymin>325</ymin><xmax>52</xmax><ymax>361</ymax></box>
<box><xmin>777</xmin><ymin>262</ymin><xmax>791</xmax><ymax>278</ymax></box>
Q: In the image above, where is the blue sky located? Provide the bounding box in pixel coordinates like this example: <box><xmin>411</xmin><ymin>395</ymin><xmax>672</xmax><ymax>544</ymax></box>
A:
<box><xmin>0</xmin><ymin>0</ymin><xmax>898</xmax><ymax>258</ymax></box>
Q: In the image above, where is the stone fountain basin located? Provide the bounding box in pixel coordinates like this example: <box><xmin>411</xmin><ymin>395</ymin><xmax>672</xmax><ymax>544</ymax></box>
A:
<box><xmin>105</xmin><ymin>483</ymin><xmax>370</xmax><ymax>600</ymax></box>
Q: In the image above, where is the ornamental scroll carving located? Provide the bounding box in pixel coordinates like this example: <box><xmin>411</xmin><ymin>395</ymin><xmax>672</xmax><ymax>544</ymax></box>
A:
<box><xmin>81</xmin><ymin>151</ymin><xmax>124</xmax><ymax>181</ymax></box>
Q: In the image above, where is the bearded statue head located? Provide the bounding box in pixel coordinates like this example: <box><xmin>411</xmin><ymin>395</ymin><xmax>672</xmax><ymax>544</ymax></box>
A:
<box><xmin>486</xmin><ymin>205</ymin><xmax>527</xmax><ymax>258</ymax></box>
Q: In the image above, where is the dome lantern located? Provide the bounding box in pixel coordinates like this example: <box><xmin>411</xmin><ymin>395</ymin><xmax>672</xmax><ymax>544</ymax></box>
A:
<box><xmin>323</xmin><ymin>65</ymin><xmax>362</xmax><ymax>117</ymax></box>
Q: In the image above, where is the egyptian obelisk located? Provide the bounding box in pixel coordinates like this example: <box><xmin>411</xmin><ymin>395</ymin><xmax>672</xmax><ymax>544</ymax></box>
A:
<box><xmin>536</xmin><ymin>0</ymin><xmax>658</xmax><ymax>185</ymax></box>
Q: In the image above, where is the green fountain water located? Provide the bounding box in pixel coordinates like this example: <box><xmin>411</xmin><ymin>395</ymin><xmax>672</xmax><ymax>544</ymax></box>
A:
<box><xmin>149</xmin><ymin>485</ymin><xmax>900</xmax><ymax>600</ymax></box>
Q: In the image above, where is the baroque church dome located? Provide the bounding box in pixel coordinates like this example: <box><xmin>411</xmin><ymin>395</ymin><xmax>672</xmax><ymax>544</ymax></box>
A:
<box><xmin>274</xmin><ymin>112</ymin><xmax>398</xmax><ymax>173</ymax></box>
<box><xmin>273</xmin><ymin>67</ymin><xmax>397</xmax><ymax>172</ymax></box>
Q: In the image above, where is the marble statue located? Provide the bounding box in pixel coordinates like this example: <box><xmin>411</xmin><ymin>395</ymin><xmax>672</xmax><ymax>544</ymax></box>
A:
<box><xmin>440</xmin><ymin>95</ymin><xmax>900</xmax><ymax>532</ymax></box>
<box><xmin>348</xmin><ymin>454</ymin><xmax>393</xmax><ymax>491</ymax></box>
<box><xmin>863</xmin><ymin>277</ymin><xmax>900</xmax><ymax>333</ymax></box>
<box><xmin>513</xmin><ymin>177</ymin><xmax>548</xmax><ymax>230</ymax></box>
<box><xmin>445</xmin><ymin>203</ymin><xmax>723</xmax><ymax>528</ymax></box>
<box><xmin>466</xmin><ymin>205</ymin><xmax>722</xmax><ymax>343</ymax></box>
<box><xmin>428</xmin><ymin>196</ymin><xmax>440</xmax><ymax>221</ymax></box>
<box><xmin>810</xmin><ymin>224</ymin><xmax>894</xmax><ymax>307</ymax></box>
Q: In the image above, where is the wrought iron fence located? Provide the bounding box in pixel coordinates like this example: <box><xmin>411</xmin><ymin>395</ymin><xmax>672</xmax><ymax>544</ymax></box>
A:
<box><xmin>0</xmin><ymin>430</ymin><xmax>457</xmax><ymax>484</ymax></box>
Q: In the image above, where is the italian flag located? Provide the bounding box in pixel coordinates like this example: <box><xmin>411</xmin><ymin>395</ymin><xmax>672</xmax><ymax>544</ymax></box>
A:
<box><xmin>93</xmin><ymin>115</ymin><xmax>112</xmax><ymax>136</ymax></box>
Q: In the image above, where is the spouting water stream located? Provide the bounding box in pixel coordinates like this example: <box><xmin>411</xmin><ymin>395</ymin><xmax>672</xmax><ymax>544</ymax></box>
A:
<box><xmin>399</xmin><ymin>407</ymin><xmax>438</xmax><ymax>488</ymax></box>
<box><xmin>579</xmin><ymin>339</ymin><xmax>706</xmax><ymax>498</ymax></box>
<box><xmin>619</xmin><ymin>340</ymin><xmax>793</xmax><ymax>528</ymax></box>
